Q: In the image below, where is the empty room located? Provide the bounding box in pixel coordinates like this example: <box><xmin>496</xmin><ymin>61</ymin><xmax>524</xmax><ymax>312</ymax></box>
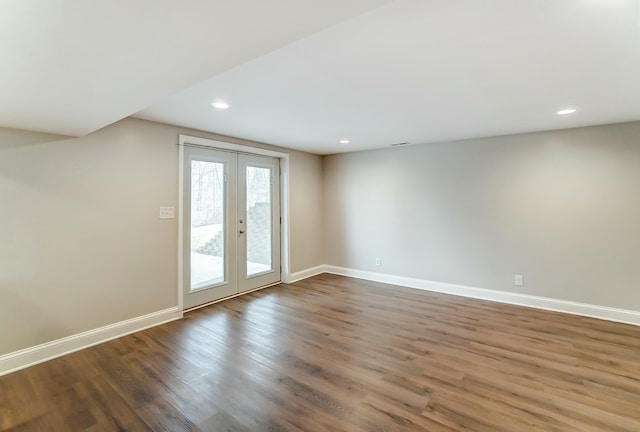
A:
<box><xmin>1</xmin><ymin>1</ymin><xmax>639</xmax><ymax>431</ymax></box>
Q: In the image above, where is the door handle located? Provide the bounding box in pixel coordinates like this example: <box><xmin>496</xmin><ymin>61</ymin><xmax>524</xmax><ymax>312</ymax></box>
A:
<box><xmin>239</xmin><ymin>229</ymin><xmax>246</xmax><ymax>234</ymax></box>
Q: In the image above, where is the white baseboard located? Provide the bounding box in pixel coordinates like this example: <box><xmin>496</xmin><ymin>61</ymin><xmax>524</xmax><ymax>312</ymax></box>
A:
<box><xmin>5</xmin><ymin>266</ymin><xmax>637</xmax><ymax>377</ymax></box>
<box><xmin>0</xmin><ymin>307</ymin><xmax>182</xmax><ymax>376</ymax></box>
<box><xmin>323</xmin><ymin>265</ymin><xmax>640</xmax><ymax>327</ymax></box>
<box><xmin>285</xmin><ymin>265</ymin><xmax>326</xmax><ymax>284</ymax></box>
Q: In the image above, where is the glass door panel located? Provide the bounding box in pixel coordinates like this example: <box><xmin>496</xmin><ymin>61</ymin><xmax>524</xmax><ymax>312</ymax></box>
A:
<box><xmin>245</xmin><ymin>166</ymin><xmax>272</xmax><ymax>277</ymax></box>
<box><xmin>183</xmin><ymin>147</ymin><xmax>237</xmax><ymax>309</ymax></box>
<box><xmin>190</xmin><ymin>160</ymin><xmax>225</xmax><ymax>290</ymax></box>
<box><xmin>238</xmin><ymin>154</ymin><xmax>280</xmax><ymax>293</ymax></box>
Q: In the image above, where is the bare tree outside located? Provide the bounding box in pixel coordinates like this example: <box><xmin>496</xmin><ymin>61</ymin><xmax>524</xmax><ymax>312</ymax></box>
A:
<box><xmin>191</xmin><ymin>161</ymin><xmax>224</xmax><ymax>227</ymax></box>
<box><xmin>190</xmin><ymin>160</ymin><xmax>225</xmax><ymax>288</ymax></box>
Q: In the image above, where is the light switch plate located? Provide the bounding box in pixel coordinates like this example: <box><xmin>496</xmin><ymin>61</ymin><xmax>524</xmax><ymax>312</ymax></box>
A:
<box><xmin>159</xmin><ymin>207</ymin><xmax>175</xmax><ymax>219</ymax></box>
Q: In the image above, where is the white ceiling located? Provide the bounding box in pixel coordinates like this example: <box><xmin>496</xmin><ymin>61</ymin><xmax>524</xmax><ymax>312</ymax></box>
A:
<box><xmin>3</xmin><ymin>1</ymin><xmax>640</xmax><ymax>154</ymax></box>
<box><xmin>0</xmin><ymin>0</ymin><xmax>390</xmax><ymax>136</ymax></box>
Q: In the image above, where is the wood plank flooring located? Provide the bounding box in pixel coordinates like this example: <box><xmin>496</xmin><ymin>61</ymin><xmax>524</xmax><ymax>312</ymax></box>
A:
<box><xmin>1</xmin><ymin>273</ymin><xmax>640</xmax><ymax>431</ymax></box>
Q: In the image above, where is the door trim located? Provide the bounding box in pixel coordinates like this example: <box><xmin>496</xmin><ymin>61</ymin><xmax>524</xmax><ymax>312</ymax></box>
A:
<box><xmin>178</xmin><ymin>134</ymin><xmax>291</xmax><ymax>312</ymax></box>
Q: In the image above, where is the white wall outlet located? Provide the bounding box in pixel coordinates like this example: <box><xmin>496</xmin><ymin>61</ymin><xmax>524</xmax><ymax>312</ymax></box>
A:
<box><xmin>159</xmin><ymin>207</ymin><xmax>175</xmax><ymax>219</ymax></box>
<box><xmin>375</xmin><ymin>258</ymin><xmax>381</xmax><ymax>266</ymax></box>
<box><xmin>515</xmin><ymin>274</ymin><xmax>524</xmax><ymax>286</ymax></box>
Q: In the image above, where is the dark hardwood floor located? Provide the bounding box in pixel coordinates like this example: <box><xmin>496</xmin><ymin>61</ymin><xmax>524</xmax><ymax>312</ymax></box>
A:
<box><xmin>2</xmin><ymin>273</ymin><xmax>640</xmax><ymax>431</ymax></box>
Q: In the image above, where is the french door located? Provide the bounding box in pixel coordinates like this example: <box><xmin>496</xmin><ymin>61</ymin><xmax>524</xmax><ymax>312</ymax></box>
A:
<box><xmin>183</xmin><ymin>146</ymin><xmax>280</xmax><ymax>309</ymax></box>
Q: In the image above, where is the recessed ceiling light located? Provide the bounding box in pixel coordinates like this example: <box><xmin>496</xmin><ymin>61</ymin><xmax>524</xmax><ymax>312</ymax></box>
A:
<box><xmin>557</xmin><ymin>108</ymin><xmax>576</xmax><ymax>115</ymax></box>
<box><xmin>339</xmin><ymin>139</ymin><xmax>350</xmax><ymax>144</ymax></box>
<box><xmin>212</xmin><ymin>101</ymin><xmax>230</xmax><ymax>110</ymax></box>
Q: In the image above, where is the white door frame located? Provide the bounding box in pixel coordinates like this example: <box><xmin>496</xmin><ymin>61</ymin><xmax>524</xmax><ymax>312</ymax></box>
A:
<box><xmin>178</xmin><ymin>134</ymin><xmax>291</xmax><ymax>312</ymax></box>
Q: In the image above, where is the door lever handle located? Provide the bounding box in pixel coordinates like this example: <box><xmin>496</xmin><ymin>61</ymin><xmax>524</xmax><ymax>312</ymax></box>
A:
<box><xmin>239</xmin><ymin>229</ymin><xmax>246</xmax><ymax>234</ymax></box>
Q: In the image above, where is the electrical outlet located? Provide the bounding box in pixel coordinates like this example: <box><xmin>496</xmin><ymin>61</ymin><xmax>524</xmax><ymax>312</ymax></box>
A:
<box><xmin>159</xmin><ymin>207</ymin><xmax>175</xmax><ymax>219</ymax></box>
<box><xmin>515</xmin><ymin>274</ymin><xmax>524</xmax><ymax>286</ymax></box>
<box><xmin>375</xmin><ymin>258</ymin><xmax>381</xmax><ymax>266</ymax></box>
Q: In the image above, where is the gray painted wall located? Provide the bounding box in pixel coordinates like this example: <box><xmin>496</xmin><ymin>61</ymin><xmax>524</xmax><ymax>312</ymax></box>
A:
<box><xmin>323</xmin><ymin>122</ymin><xmax>640</xmax><ymax>311</ymax></box>
<box><xmin>3</xmin><ymin>117</ymin><xmax>638</xmax><ymax>356</ymax></box>
<box><xmin>289</xmin><ymin>151</ymin><xmax>324</xmax><ymax>273</ymax></box>
<box><xmin>0</xmin><ymin>118</ymin><xmax>324</xmax><ymax>355</ymax></box>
